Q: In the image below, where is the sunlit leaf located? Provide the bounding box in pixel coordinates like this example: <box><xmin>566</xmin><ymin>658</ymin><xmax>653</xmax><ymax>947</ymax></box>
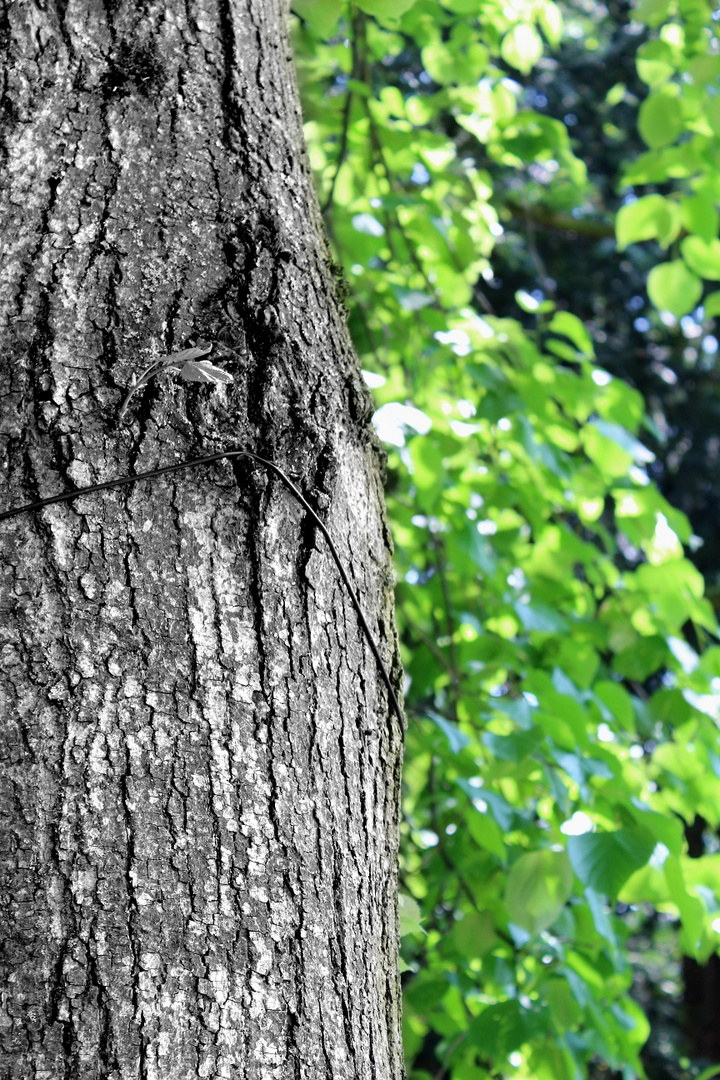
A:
<box><xmin>638</xmin><ymin>87</ymin><xmax>683</xmax><ymax>147</ymax></box>
<box><xmin>501</xmin><ymin>24</ymin><xmax>543</xmax><ymax>75</ymax></box>
<box><xmin>616</xmin><ymin>194</ymin><xmax>680</xmax><ymax>250</ymax></box>
<box><xmin>505</xmin><ymin>850</ymin><xmax>574</xmax><ymax>935</ymax></box>
<box><xmin>179</xmin><ymin>360</ymin><xmax>234</xmax><ymax>384</ymax></box>
<box><xmin>566</xmin><ymin>828</ymin><xmax>656</xmax><ymax>899</ymax></box>
<box><xmin>647</xmin><ymin>259</ymin><xmax>702</xmax><ymax>316</ymax></box>
<box><xmin>399</xmin><ymin>893</ymin><xmax>426</xmax><ymax>937</ymax></box>
<box><xmin>681</xmin><ymin>236</ymin><xmax>720</xmax><ymax>281</ymax></box>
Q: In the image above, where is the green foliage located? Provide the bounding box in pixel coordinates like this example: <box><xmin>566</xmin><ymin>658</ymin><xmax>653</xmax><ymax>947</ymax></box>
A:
<box><xmin>647</xmin><ymin>259</ymin><xmax>702</xmax><ymax>317</ymax></box>
<box><xmin>293</xmin><ymin>2</ymin><xmax>720</xmax><ymax>1078</ymax></box>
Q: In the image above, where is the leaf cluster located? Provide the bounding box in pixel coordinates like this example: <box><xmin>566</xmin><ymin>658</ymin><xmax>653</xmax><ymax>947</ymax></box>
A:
<box><xmin>118</xmin><ymin>345</ymin><xmax>233</xmax><ymax>421</ymax></box>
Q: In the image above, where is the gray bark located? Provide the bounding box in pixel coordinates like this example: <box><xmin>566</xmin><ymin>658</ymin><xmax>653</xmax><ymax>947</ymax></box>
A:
<box><xmin>0</xmin><ymin>2</ymin><xmax>405</xmax><ymax>1078</ymax></box>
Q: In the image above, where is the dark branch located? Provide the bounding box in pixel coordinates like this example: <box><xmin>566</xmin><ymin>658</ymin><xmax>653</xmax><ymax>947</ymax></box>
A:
<box><xmin>0</xmin><ymin>448</ymin><xmax>405</xmax><ymax>739</ymax></box>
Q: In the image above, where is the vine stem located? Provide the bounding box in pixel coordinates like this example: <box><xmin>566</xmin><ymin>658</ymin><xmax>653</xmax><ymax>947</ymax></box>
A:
<box><xmin>0</xmin><ymin>448</ymin><xmax>405</xmax><ymax>738</ymax></box>
<box><xmin>116</xmin><ymin>360</ymin><xmax>165</xmax><ymax>422</ymax></box>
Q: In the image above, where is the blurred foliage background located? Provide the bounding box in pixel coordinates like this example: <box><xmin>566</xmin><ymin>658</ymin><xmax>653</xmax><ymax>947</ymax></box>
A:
<box><xmin>291</xmin><ymin>2</ymin><xmax>720</xmax><ymax>1078</ymax></box>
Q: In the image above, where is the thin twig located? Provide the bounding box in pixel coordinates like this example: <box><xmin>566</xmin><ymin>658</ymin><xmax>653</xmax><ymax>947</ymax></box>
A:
<box><xmin>0</xmin><ymin>448</ymin><xmax>405</xmax><ymax>739</ymax></box>
<box><xmin>396</xmin><ymin>597</ymin><xmax>450</xmax><ymax>672</ymax></box>
<box><xmin>321</xmin><ymin>8</ymin><xmax>366</xmax><ymax>216</ymax></box>
<box><xmin>366</xmin><ymin>110</ymin><xmax>439</xmax><ymax>297</ymax></box>
<box><xmin>117</xmin><ymin>359</ymin><xmax>165</xmax><ymax>422</ymax></box>
<box><xmin>429</xmin><ymin>533</ymin><xmax>462</xmax><ymax>721</ymax></box>
<box><xmin>521</xmin><ymin>187</ymin><xmax>556</xmax><ymax>301</ymax></box>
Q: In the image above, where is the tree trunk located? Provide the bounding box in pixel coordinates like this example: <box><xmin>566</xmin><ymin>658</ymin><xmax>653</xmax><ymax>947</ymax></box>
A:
<box><xmin>681</xmin><ymin>817</ymin><xmax>720</xmax><ymax>1064</ymax></box>
<box><xmin>0</xmin><ymin>3</ymin><xmax>405</xmax><ymax>1078</ymax></box>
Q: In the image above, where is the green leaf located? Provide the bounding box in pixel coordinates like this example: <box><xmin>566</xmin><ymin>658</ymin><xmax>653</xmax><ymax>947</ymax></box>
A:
<box><xmin>536</xmin><ymin>1</ymin><xmax>563</xmax><ymax>48</ymax></box>
<box><xmin>551</xmin><ymin>748</ymin><xmax>614</xmax><ymax>787</ymax></box>
<box><xmin>454</xmin><ymin>522</ymin><xmax>497</xmax><ymax>575</ymax></box>
<box><xmin>505</xmin><ymin>850</ymin><xmax>573</xmax><ymax>935</ymax></box>
<box><xmin>399</xmin><ymin>893</ymin><xmax>426</xmax><ymax>937</ymax></box>
<box><xmin>606</xmin><ymin>82</ymin><xmax>626</xmax><ymax>106</ymax></box>
<box><xmin>468</xmin><ymin>1000</ymin><xmax>545</xmax><ymax>1058</ymax></box>
<box><xmin>593</xmin><ymin>681</ymin><xmax>635</xmax><ymax>732</ymax></box>
<box><xmin>638</xmin><ymin>88</ymin><xmax>683</xmax><ymax>148</ymax></box>
<box><xmin>542</xmin><ymin>978</ymin><xmax>583</xmax><ymax>1030</ymax></box>
<box><xmin>515</xmin><ymin>289</ymin><xmax>555</xmax><ymax>314</ymax></box>
<box><xmin>590</xmin><ymin>419</ymin><xmax>654</xmax><ymax>465</ymax></box>
<box><xmin>647</xmin><ymin>259</ymin><xmax>702</xmax><ymax>316</ymax></box>
<box><xmin>681</xmin><ymin>236</ymin><xmax>720</xmax><ymax>281</ymax></box>
<box><xmin>500</xmin><ymin>24</ymin><xmax>543</xmax><ymax>75</ymax></box>
<box><xmin>636</xmin><ymin>40</ymin><xmax>676</xmax><ymax>86</ymax></box>
<box><xmin>583</xmin><ymin>424</ymin><xmax>633</xmax><ymax>479</ymax></box>
<box><xmin>566</xmin><ymin>828</ymin><xmax>656</xmax><ymax>899</ymax></box>
<box><xmin>616</xmin><ymin>195</ymin><xmax>680</xmax><ymax>250</ymax></box>
<box><xmin>452</xmin><ymin>911</ymin><xmax>496</xmax><ymax>958</ymax></box>
<box><xmin>529</xmin><ymin>1043</ymin><xmax>578</xmax><ymax>1080</ymax></box>
<box><xmin>546</xmin><ymin>311</ymin><xmax>594</xmax><ymax>357</ymax></box>
<box><xmin>356</xmin><ymin>0</ymin><xmax>418</xmax><ymax>16</ymax></box>
<box><xmin>352</xmin><ymin>212</ymin><xmax>385</xmax><ymax>237</ymax></box>
<box><xmin>633</xmin><ymin>0</ymin><xmax>671</xmax><ymax>25</ymax></box>
<box><xmin>584</xmin><ymin>887</ymin><xmax>621</xmax><ymax>954</ymax></box>
<box><xmin>624</xmin><ymin>144</ymin><xmax>701</xmax><ymax>184</ymax></box>
<box><xmin>696</xmin><ymin>1066</ymin><xmax>720</xmax><ymax>1080</ymax></box>
<box><xmin>393</xmin><ymin>287</ymin><xmax>434</xmax><ymax>311</ymax></box>
<box><xmin>612</xmin><ymin>636</ymin><xmax>668</xmax><ymax>680</ymax></box>
<box><xmin>514</xmin><ymin>599</ymin><xmax>569</xmax><ymax>634</ymax></box>
<box><xmin>680</xmin><ymin>195</ymin><xmax>719</xmax><ymax>243</ymax></box>
<box><xmin>482</xmin><ymin>727</ymin><xmax>544</xmax><ymax>762</ymax></box>
<box><xmin>422</xmin><ymin>38</ymin><xmax>489</xmax><ymax>84</ymax></box>
<box><xmin>665</xmin><ymin>856</ymin><xmax>711</xmax><ymax>959</ymax></box>
<box><xmin>467</xmin><ymin>807</ymin><xmax>507</xmax><ymax>860</ymax></box>
<box><xmin>291</xmin><ymin>0</ymin><xmax>342</xmax><ymax>35</ymax></box>
<box><xmin>427</xmin><ymin>709</ymin><xmax>470</xmax><ymax>755</ymax></box>
<box><xmin>480</xmin><ymin>790</ymin><xmax>516</xmax><ymax>833</ymax></box>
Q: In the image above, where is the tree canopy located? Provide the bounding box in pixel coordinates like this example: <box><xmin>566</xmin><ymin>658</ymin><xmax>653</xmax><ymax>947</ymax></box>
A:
<box><xmin>292</xmin><ymin>2</ymin><xmax>720</xmax><ymax>1079</ymax></box>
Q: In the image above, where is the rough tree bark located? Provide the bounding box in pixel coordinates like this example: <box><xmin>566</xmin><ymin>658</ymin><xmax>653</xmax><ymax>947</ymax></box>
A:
<box><xmin>0</xmin><ymin>2</ymin><xmax>405</xmax><ymax>1078</ymax></box>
